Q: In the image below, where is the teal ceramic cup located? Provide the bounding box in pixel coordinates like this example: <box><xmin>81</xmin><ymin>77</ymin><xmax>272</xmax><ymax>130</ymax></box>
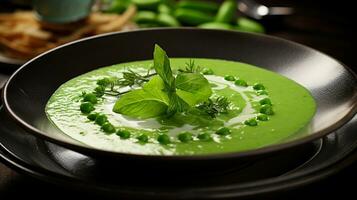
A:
<box><xmin>33</xmin><ymin>0</ymin><xmax>95</xmax><ymax>24</ymax></box>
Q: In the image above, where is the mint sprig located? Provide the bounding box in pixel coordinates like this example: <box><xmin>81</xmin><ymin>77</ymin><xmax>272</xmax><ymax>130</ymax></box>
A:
<box><xmin>113</xmin><ymin>44</ymin><xmax>212</xmax><ymax>119</ymax></box>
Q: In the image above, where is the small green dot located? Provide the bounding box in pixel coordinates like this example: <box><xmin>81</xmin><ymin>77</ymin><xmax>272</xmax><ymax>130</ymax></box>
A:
<box><xmin>95</xmin><ymin>114</ymin><xmax>108</xmax><ymax>126</ymax></box>
<box><xmin>257</xmin><ymin>90</ymin><xmax>268</xmax><ymax>95</ymax></box>
<box><xmin>216</xmin><ymin>127</ymin><xmax>231</xmax><ymax>135</ymax></box>
<box><xmin>234</xmin><ymin>79</ymin><xmax>248</xmax><ymax>87</ymax></box>
<box><xmin>137</xmin><ymin>134</ymin><xmax>149</xmax><ymax>143</ymax></box>
<box><xmin>260</xmin><ymin>105</ymin><xmax>274</xmax><ymax>115</ymax></box>
<box><xmin>87</xmin><ymin>113</ymin><xmax>98</xmax><ymax>121</ymax></box>
<box><xmin>97</xmin><ymin>78</ymin><xmax>111</xmax><ymax>87</ymax></box>
<box><xmin>197</xmin><ymin>133</ymin><xmax>212</xmax><ymax>141</ymax></box>
<box><xmin>224</xmin><ymin>75</ymin><xmax>236</xmax><ymax>81</ymax></box>
<box><xmin>259</xmin><ymin>98</ymin><xmax>272</xmax><ymax>105</ymax></box>
<box><xmin>178</xmin><ymin>132</ymin><xmax>193</xmax><ymax>143</ymax></box>
<box><xmin>202</xmin><ymin>68</ymin><xmax>214</xmax><ymax>75</ymax></box>
<box><xmin>116</xmin><ymin>129</ymin><xmax>131</xmax><ymax>139</ymax></box>
<box><xmin>94</xmin><ymin>86</ymin><xmax>105</xmax><ymax>97</ymax></box>
<box><xmin>80</xmin><ymin>102</ymin><xmax>95</xmax><ymax>114</ymax></box>
<box><xmin>257</xmin><ymin>114</ymin><xmax>269</xmax><ymax>121</ymax></box>
<box><xmin>244</xmin><ymin>118</ymin><xmax>258</xmax><ymax>126</ymax></box>
<box><xmin>101</xmin><ymin>122</ymin><xmax>116</xmax><ymax>134</ymax></box>
<box><xmin>158</xmin><ymin>134</ymin><xmax>171</xmax><ymax>145</ymax></box>
<box><xmin>253</xmin><ymin>83</ymin><xmax>265</xmax><ymax>90</ymax></box>
<box><xmin>83</xmin><ymin>93</ymin><xmax>98</xmax><ymax>104</ymax></box>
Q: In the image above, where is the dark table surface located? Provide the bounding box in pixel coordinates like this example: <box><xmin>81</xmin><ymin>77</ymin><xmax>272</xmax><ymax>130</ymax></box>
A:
<box><xmin>0</xmin><ymin>0</ymin><xmax>356</xmax><ymax>199</ymax></box>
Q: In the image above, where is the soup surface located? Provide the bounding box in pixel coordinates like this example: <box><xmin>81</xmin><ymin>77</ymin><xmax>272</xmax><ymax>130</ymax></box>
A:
<box><xmin>46</xmin><ymin>57</ymin><xmax>316</xmax><ymax>155</ymax></box>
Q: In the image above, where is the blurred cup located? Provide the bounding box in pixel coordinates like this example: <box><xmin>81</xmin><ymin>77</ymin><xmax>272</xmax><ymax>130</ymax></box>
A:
<box><xmin>33</xmin><ymin>0</ymin><xmax>95</xmax><ymax>24</ymax></box>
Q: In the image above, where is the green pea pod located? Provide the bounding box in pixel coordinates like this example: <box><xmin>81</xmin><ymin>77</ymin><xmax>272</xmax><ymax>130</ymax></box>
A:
<box><xmin>105</xmin><ymin>0</ymin><xmax>131</xmax><ymax>13</ymax></box>
<box><xmin>198</xmin><ymin>22</ymin><xmax>232</xmax><ymax>30</ymax></box>
<box><xmin>175</xmin><ymin>8</ymin><xmax>214</xmax><ymax>26</ymax></box>
<box><xmin>134</xmin><ymin>11</ymin><xmax>157</xmax><ymax>24</ymax></box>
<box><xmin>132</xmin><ymin>0</ymin><xmax>162</xmax><ymax>10</ymax></box>
<box><xmin>177</xmin><ymin>0</ymin><xmax>220</xmax><ymax>13</ymax></box>
<box><xmin>215</xmin><ymin>0</ymin><xmax>237</xmax><ymax>23</ymax></box>
<box><xmin>158</xmin><ymin>3</ymin><xmax>172</xmax><ymax>14</ymax></box>
<box><xmin>236</xmin><ymin>17</ymin><xmax>265</xmax><ymax>33</ymax></box>
<box><xmin>157</xmin><ymin>13</ymin><xmax>181</xmax><ymax>27</ymax></box>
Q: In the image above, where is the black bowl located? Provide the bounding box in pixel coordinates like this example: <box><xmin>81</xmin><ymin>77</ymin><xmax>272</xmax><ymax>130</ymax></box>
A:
<box><xmin>1</xmin><ymin>28</ymin><xmax>356</xmax><ymax>168</ymax></box>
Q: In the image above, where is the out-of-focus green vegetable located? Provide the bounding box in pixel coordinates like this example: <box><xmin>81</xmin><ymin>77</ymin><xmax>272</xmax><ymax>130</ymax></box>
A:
<box><xmin>236</xmin><ymin>17</ymin><xmax>265</xmax><ymax>33</ymax></box>
<box><xmin>177</xmin><ymin>0</ymin><xmax>220</xmax><ymax>13</ymax></box>
<box><xmin>158</xmin><ymin>3</ymin><xmax>172</xmax><ymax>14</ymax></box>
<box><xmin>215</xmin><ymin>0</ymin><xmax>236</xmax><ymax>23</ymax></box>
<box><xmin>157</xmin><ymin>13</ymin><xmax>181</xmax><ymax>27</ymax></box>
<box><xmin>131</xmin><ymin>0</ymin><xmax>162</xmax><ymax>10</ymax></box>
<box><xmin>198</xmin><ymin>22</ymin><xmax>232</xmax><ymax>30</ymax></box>
<box><xmin>103</xmin><ymin>0</ymin><xmax>266</xmax><ymax>33</ymax></box>
<box><xmin>134</xmin><ymin>11</ymin><xmax>157</xmax><ymax>23</ymax></box>
<box><xmin>175</xmin><ymin>8</ymin><xmax>214</xmax><ymax>25</ymax></box>
<box><xmin>105</xmin><ymin>0</ymin><xmax>131</xmax><ymax>13</ymax></box>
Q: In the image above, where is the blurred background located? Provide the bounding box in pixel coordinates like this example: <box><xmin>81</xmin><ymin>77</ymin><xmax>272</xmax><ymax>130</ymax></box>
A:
<box><xmin>0</xmin><ymin>0</ymin><xmax>355</xmax><ymax>71</ymax></box>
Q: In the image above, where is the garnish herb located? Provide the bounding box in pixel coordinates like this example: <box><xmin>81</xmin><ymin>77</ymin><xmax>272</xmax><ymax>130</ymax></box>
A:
<box><xmin>113</xmin><ymin>44</ymin><xmax>212</xmax><ymax>118</ymax></box>
<box><xmin>178</xmin><ymin>59</ymin><xmax>201</xmax><ymax>73</ymax></box>
<box><xmin>197</xmin><ymin>96</ymin><xmax>230</xmax><ymax>118</ymax></box>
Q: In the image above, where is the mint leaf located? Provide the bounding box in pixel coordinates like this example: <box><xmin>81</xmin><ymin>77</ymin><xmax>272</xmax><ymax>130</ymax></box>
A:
<box><xmin>112</xmin><ymin>89</ymin><xmax>168</xmax><ymax>119</ymax></box>
<box><xmin>142</xmin><ymin>75</ymin><xmax>169</xmax><ymax>104</ymax></box>
<box><xmin>176</xmin><ymin>73</ymin><xmax>212</xmax><ymax>106</ymax></box>
<box><xmin>153</xmin><ymin>44</ymin><xmax>175</xmax><ymax>88</ymax></box>
<box><xmin>153</xmin><ymin>44</ymin><xmax>188</xmax><ymax>115</ymax></box>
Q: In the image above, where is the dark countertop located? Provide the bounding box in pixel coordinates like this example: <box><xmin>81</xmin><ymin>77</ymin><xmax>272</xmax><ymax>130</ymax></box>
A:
<box><xmin>0</xmin><ymin>1</ymin><xmax>356</xmax><ymax>199</ymax></box>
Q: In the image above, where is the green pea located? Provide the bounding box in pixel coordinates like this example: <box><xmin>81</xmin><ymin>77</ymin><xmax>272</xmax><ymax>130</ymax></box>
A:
<box><xmin>260</xmin><ymin>105</ymin><xmax>274</xmax><ymax>115</ymax></box>
<box><xmin>178</xmin><ymin>132</ymin><xmax>193</xmax><ymax>143</ymax></box>
<box><xmin>234</xmin><ymin>79</ymin><xmax>248</xmax><ymax>87</ymax></box>
<box><xmin>259</xmin><ymin>98</ymin><xmax>272</xmax><ymax>105</ymax></box>
<box><xmin>257</xmin><ymin>90</ymin><xmax>268</xmax><ymax>95</ymax></box>
<box><xmin>87</xmin><ymin>113</ymin><xmax>98</xmax><ymax>121</ymax></box>
<box><xmin>158</xmin><ymin>134</ymin><xmax>171</xmax><ymax>145</ymax></box>
<box><xmin>94</xmin><ymin>86</ymin><xmax>105</xmax><ymax>97</ymax></box>
<box><xmin>117</xmin><ymin>129</ymin><xmax>131</xmax><ymax>139</ymax></box>
<box><xmin>158</xmin><ymin>4</ymin><xmax>172</xmax><ymax>14</ymax></box>
<box><xmin>198</xmin><ymin>133</ymin><xmax>212</xmax><ymax>141</ymax></box>
<box><xmin>253</xmin><ymin>83</ymin><xmax>265</xmax><ymax>90</ymax></box>
<box><xmin>224</xmin><ymin>75</ymin><xmax>236</xmax><ymax>81</ymax></box>
<box><xmin>257</xmin><ymin>114</ymin><xmax>269</xmax><ymax>121</ymax></box>
<box><xmin>236</xmin><ymin>17</ymin><xmax>265</xmax><ymax>33</ymax></box>
<box><xmin>244</xmin><ymin>118</ymin><xmax>258</xmax><ymax>126</ymax></box>
<box><xmin>198</xmin><ymin>22</ymin><xmax>232</xmax><ymax>30</ymax></box>
<box><xmin>101</xmin><ymin>122</ymin><xmax>116</xmax><ymax>134</ymax></box>
<box><xmin>157</xmin><ymin>13</ymin><xmax>181</xmax><ymax>27</ymax></box>
<box><xmin>202</xmin><ymin>68</ymin><xmax>214</xmax><ymax>75</ymax></box>
<box><xmin>132</xmin><ymin>0</ymin><xmax>161</xmax><ymax>10</ymax></box>
<box><xmin>177</xmin><ymin>0</ymin><xmax>219</xmax><ymax>13</ymax></box>
<box><xmin>215</xmin><ymin>0</ymin><xmax>236</xmax><ymax>23</ymax></box>
<box><xmin>95</xmin><ymin>114</ymin><xmax>108</xmax><ymax>126</ymax></box>
<box><xmin>216</xmin><ymin>127</ymin><xmax>231</xmax><ymax>135</ymax></box>
<box><xmin>80</xmin><ymin>102</ymin><xmax>94</xmax><ymax>114</ymax></box>
<box><xmin>97</xmin><ymin>78</ymin><xmax>111</xmax><ymax>87</ymax></box>
<box><xmin>134</xmin><ymin>11</ymin><xmax>157</xmax><ymax>24</ymax></box>
<box><xmin>137</xmin><ymin>134</ymin><xmax>149</xmax><ymax>143</ymax></box>
<box><xmin>174</xmin><ymin>8</ymin><xmax>214</xmax><ymax>26</ymax></box>
<box><xmin>83</xmin><ymin>93</ymin><xmax>98</xmax><ymax>104</ymax></box>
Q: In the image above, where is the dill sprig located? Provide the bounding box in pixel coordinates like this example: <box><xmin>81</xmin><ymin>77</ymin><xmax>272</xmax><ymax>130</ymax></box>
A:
<box><xmin>178</xmin><ymin>59</ymin><xmax>202</xmax><ymax>73</ymax></box>
<box><xmin>196</xmin><ymin>97</ymin><xmax>231</xmax><ymax>118</ymax></box>
<box><xmin>95</xmin><ymin>69</ymin><xmax>156</xmax><ymax>97</ymax></box>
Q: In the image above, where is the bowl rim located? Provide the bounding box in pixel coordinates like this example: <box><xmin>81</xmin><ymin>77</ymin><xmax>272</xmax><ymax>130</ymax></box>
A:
<box><xmin>2</xmin><ymin>27</ymin><xmax>357</xmax><ymax>160</ymax></box>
